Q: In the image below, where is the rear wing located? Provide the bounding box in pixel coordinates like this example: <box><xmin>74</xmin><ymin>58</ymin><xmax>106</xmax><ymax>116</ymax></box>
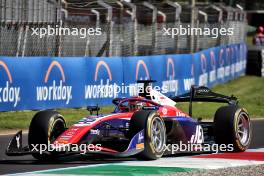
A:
<box><xmin>171</xmin><ymin>86</ymin><xmax>238</xmax><ymax>116</ymax></box>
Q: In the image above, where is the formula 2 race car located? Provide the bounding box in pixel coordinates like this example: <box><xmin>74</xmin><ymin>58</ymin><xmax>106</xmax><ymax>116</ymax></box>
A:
<box><xmin>6</xmin><ymin>80</ymin><xmax>252</xmax><ymax>160</ymax></box>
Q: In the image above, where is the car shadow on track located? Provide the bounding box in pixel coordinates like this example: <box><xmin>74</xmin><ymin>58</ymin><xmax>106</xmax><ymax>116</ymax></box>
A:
<box><xmin>0</xmin><ymin>154</ymin><xmax>137</xmax><ymax>165</ymax></box>
<box><xmin>0</xmin><ymin>152</ymin><xmax>204</xmax><ymax>165</ymax></box>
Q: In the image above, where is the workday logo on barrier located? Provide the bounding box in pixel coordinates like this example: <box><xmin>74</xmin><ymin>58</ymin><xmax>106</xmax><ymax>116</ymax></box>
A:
<box><xmin>225</xmin><ymin>47</ymin><xmax>233</xmax><ymax>77</ymax></box>
<box><xmin>128</xmin><ymin>60</ymin><xmax>150</xmax><ymax>96</ymax></box>
<box><xmin>209</xmin><ymin>51</ymin><xmax>217</xmax><ymax>83</ymax></box>
<box><xmin>183</xmin><ymin>63</ymin><xmax>196</xmax><ymax>90</ymax></box>
<box><xmin>199</xmin><ymin>54</ymin><xmax>208</xmax><ymax>86</ymax></box>
<box><xmin>0</xmin><ymin>60</ymin><xmax>20</xmax><ymax>107</ymax></box>
<box><xmin>162</xmin><ymin>58</ymin><xmax>178</xmax><ymax>94</ymax></box>
<box><xmin>135</xmin><ymin>60</ymin><xmax>150</xmax><ymax>80</ymax></box>
<box><xmin>236</xmin><ymin>45</ymin><xmax>245</xmax><ymax>73</ymax></box>
<box><xmin>217</xmin><ymin>49</ymin><xmax>225</xmax><ymax>80</ymax></box>
<box><xmin>94</xmin><ymin>61</ymin><xmax>112</xmax><ymax>81</ymax></box>
<box><xmin>36</xmin><ymin>61</ymin><xmax>72</xmax><ymax>104</ymax></box>
<box><xmin>85</xmin><ymin>60</ymin><xmax>118</xmax><ymax>99</ymax></box>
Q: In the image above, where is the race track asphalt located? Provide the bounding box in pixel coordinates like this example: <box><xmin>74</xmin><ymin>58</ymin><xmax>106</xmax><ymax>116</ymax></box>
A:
<box><xmin>0</xmin><ymin>119</ymin><xmax>263</xmax><ymax>175</ymax></box>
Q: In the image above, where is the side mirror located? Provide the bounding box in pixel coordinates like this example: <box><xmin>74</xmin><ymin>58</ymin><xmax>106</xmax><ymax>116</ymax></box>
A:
<box><xmin>87</xmin><ymin>105</ymin><xmax>100</xmax><ymax>115</ymax></box>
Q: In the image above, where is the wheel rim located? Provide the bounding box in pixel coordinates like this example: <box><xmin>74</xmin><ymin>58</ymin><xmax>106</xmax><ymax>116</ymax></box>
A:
<box><xmin>50</xmin><ymin>118</ymin><xmax>65</xmax><ymax>142</ymax></box>
<box><xmin>237</xmin><ymin>112</ymin><xmax>250</xmax><ymax>146</ymax></box>
<box><xmin>150</xmin><ymin>117</ymin><xmax>166</xmax><ymax>153</ymax></box>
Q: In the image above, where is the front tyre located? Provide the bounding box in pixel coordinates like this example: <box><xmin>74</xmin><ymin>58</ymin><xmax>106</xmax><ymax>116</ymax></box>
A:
<box><xmin>214</xmin><ymin>106</ymin><xmax>251</xmax><ymax>152</ymax></box>
<box><xmin>129</xmin><ymin>110</ymin><xmax>166</xmax><ymax>160</ymax></box>
<box><xmin>28</xmin><ymin>110</ymin><xmax>66</xmax><ymax>160</ymax></box>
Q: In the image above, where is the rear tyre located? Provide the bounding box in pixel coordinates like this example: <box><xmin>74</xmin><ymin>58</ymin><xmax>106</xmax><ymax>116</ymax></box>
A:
<box><xmin>214</xmin><ymin>105</ymin><xmax>251</xmax><ymax>152</ymax></box>
<box><xmin>28</xmin><ymin>110</ymin><xmax>66</xmax><ymax>160</ymax></box>
<box><xmin>129</xmin><ymin>110</ymin><xmax>166</xmax><ymax>160</ymax></box>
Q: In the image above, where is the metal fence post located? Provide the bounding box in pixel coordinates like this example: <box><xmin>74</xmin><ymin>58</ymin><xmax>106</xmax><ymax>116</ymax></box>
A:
<box><xmin>16</xmin><ymin>24</ymin><xmax>23</xmax><ymax>57</ymax></box>
<box><xmin>98</xmin><ymin>0</ymin><xmax>113</xmax><ymax>57</ymax></box>
<box><xmin>11</xmin><ymin>0</ymin><xmax>14</xmax><ymax>23</ymax></box>
<box><xmin>58</xmin><ymin>0</ymin><xmax>68</xmax><ymax>57</ymax></box>
<box><xmin>3</xmin><ymin>0</ymin><xmax>6</xmax><ymax>23</ymax></box>
<box><xmin>143</xmin><ymin>2</ymin><xmax>157</xmax><ymax>55</ymax></box>
<box><xmin>116</xmin><ymin>1</ymin><xmax>124</xmax><ymax>56</ymax></box>
<box><xmin>21</xmin><ymin>0</ymin><xmax>29</xmax><ymax>57</ymax></box>
<box><xmin>21</xmin><ymin>25</ymin><xmax>29</xmax><ymax>57</ymax></box>
<box><xmin>61</xmin><ymin>0</ymin><xmax>68</xmax><ymax>20</ymax></box>
<box><xmin>198</xmin><ymin>10</ymin><xmax>208</xmax><ymax>25</ymax></box>
<box><xmin>0</xmin><ymin>0</ymin><xmax>2</xmax><ymax>54</ymax></box>
<box><xmin>227</xmin><ymin>9</ymin><xmax>233</xmax><ymax>45</ymax></box>
<box><xmin>236</xmin><ymin>4</ymin><xmax>245</xmax><ymax>43</ymax></box>
<box><xmin>85</xmin><ymin>9</ymin><xmax>100</xmax><ymax>56</ymax></box>
<box><xmin>211</xmin><ymin>5</ymin><xmax>223</xmax><ymax>45</ymax></box>
<box><xmin>157</xmin><ymin>10</ymin><xmax>166</xmax><ymax>54</ymax></box>
<box><xmin>92</xmin><ymin>9</ymin><xmax>100</xmax><ymax>30</ymax></box>
<box><xmin>0</xmin><ymin>0</ymin><xmax>2</xmax><ymax>22</ymax></box>
<box><xmin>122</xmin><ymin>0</ymin><xmax>137</xmax><ymax>56</ymax></box>
<box><xmin>54</xmin><ymin>0</ymin><xmax>61</xmax><ymax>57</ymax></box>
<box><xmin>158</xmin><ymin>11</ymin><xmax>166</xmax><ymax>24</ymax></box>
<box><xmin>166</xmin><ymin>1</ymin><xmax>181</xmax><ymax>53</ymax></box>
<box><xmin>197</xmin><ymin>10</ymin><xmax>207</xmax><ymax>51</ymax></box>
<box><xmin>189</xmin><ymin>0</ymin><xmax>196</xmax><ymax>53</ymax></box>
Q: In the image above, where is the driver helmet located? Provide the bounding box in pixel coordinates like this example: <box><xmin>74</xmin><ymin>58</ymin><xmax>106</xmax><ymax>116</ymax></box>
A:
<box><xmin>257</xmin><ymin>26</ymin><xmax>264</xmax><ymax>33</ymax></box>
<box><xmin>129</xmin><ymin>101</ymin><xmax>143</xmax><ymax>111</ymax></box>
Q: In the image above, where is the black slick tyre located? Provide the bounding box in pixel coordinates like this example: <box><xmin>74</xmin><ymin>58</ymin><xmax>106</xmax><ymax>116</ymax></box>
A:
<box><xmin>129</xmin><ymin>110</ymin><xmax>166</xmax><ymax>160</ymax></box>
<box><xmin>28</xmin><ymin>110</ymin><xmax>66</xmax><ymax>160</ymax></box>
<box><xmin>214</xmin><ymin>105</ymin><xmax>251</xmax><ymax>152</ymax></box>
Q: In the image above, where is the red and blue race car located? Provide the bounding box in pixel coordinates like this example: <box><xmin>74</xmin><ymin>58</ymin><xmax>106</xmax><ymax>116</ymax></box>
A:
<box><xmin>6</xmin><ymin>80</ymin><xmax>252</xmax><ymax>160</ymax></box>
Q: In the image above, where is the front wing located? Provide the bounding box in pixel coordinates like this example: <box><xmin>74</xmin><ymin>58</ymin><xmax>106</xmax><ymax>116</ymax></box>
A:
<box><xmin>6</xmin><ymin>130</ymin><xmax>145</xmax><ymax>157</ymax></box>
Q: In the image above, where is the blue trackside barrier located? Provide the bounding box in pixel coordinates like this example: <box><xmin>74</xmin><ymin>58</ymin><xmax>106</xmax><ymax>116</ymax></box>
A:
<box><xmin>0</xmin><ymin>43</ymin><xmax>247</xmax><ymax>111</ymax></box>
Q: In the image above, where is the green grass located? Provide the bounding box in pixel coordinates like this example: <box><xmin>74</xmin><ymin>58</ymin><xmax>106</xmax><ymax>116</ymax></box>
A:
<box><xmin>0</xmin><ymin>106</ymin><xmax>114</xmax><ymax>131</ymax></box>
<box><xmin>0</xmin><ymin>76</ymin><xmax>263</xmax><ymax>131</ymax></box>
<box><xmin>177</xmin><ymin>76</ymin><xmax>264</xmax><ymax>119</ymax></box>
